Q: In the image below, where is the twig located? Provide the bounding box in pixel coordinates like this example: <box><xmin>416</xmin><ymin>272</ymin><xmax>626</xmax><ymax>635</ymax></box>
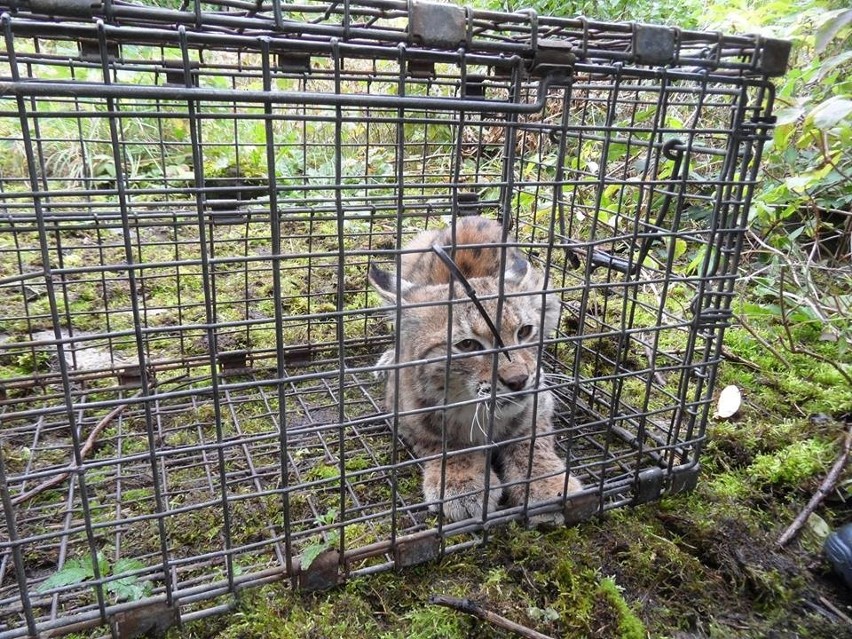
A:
<box><xmin>778</xmin><ymin>422</ymin><xmax>852</xmax><ymax>547</ymax></box>
<box><xmin>778</xmin><ymin>268</ymin><xmax>852</xmax><ymax>386</ymax></box>
<box><xmin>429</xmin><ymin>595</ymin><xmax>555</xmax><ymax>639</ymax></box>
<box><xmin>732</xmin><ymin>313</ymin><xmax>793</xmax><ymax>369</ymax></box>
<box><xmin>745</xmin><ymin>230</ymin><xmax>827</xmax><ymax>322</ymax></box>
<box><xmin>818</xmin><ymin>595</ymin><xmax>852</xmax><ymax>627</ymax></box>
<box><xmin>641</xmin><ymin>334</ymin><xmax>667</xmax><ymax>387</ymax></box>
<box><xmin>11</xmin><ymin>391</ymin><xmax>143</xmax><ymax>507</ymax></box>
<box><xmin>719</xmin><ymin>347</ymin><xmax>762</xmax><ymax>372</ymax></box>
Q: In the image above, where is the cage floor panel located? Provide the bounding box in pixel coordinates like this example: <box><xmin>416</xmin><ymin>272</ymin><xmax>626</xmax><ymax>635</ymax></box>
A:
<box><xmin>0</xmin><ymin>348</ymin><xmax>694</xmax><ymax>635</ymax></box>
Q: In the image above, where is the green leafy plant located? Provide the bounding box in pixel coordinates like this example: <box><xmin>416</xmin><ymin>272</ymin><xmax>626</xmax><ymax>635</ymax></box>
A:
<box><xmin>37</xmin><ymin>553</ymin><xmax>152</xmax><ymax>603</ymax></box>
<box><xmin>14</xmin><ymin>350</ymin><xmax>52</xmax><ymax>374</ymax></box>
<box><xmin>300</xmin><ymin>509</ymin><xmax>340</xmax><ymax>570</ymax></box>
<box><xmin>751</xmin><ymin>5</ymin><xmax>852</xmax><ymax>257</ymax></box>
<box><xmin>696</xmin><ymin>1</ymin><xmax>852</xmax><ymax>389</ymax></box>
<box><xmin>483</xmin><ymin>0</ymin><xmax>703</xmax><ymax>26</ymax></box>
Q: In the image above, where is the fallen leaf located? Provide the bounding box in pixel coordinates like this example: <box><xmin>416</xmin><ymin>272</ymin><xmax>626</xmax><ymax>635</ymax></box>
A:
<box><xmin>716</xmin><ymin>385</ymin><xmax>742</xmax><ymax>419</ymax></box>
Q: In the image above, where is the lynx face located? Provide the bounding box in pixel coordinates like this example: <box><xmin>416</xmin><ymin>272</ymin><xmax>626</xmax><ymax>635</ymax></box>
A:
<box><xmin>388</xmin><ymin>273</ymin><xmax>558</xmax><ymax>445</ymax></box>
<box><xmin>369</xmin><ymin>217</ymin><xmax>582</xmax><ymax>523</ymax></box>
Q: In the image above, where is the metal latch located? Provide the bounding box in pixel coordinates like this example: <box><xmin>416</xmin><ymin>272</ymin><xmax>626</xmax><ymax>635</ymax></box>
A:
<box><xmin>563</xmin><ymin>491</ymin><xmax>598</xmax><ymax>525</ymax></box>
<box><xmin>112</xmin><ymin>601</ymin><xmax>177</xmax><ymax>639</ymax></box>
<box><xmin>218</xmin><ymin>349</ymin><xmax>249</xmax><ymax>374</ymax></box>
<box><xmin>407</xmin><ymin>59</ymin><xmax>436</xmax><ymax>78</ymax></box>
<box><xmin>456</xmin><ymin>191</ymin><xmax>481</xmax><ymax>216</ymax></box>
<box><xmin>668</xmin><ymin>463</ymin><xmax>701</xmax><ymax>495</ymax></box>
<box><xmin>298</xmin><ymin>548</ymin><xmax>341</xmax><ymax>591</ymax></box>
<box><xmin>755</xmin><ymin>38</ymin><xmax>792</xmax><ymax>77</ymax></box>
<box><xmin>395</xmin><ymin>534</ymin><xmax>441</xmax><ymax>568</ymax></box>
<box><xmin>531</xmin><ymin>39</ymin><xmax>576</xmax><ymax>75</ymax></box>
<box><xmin>162</xmin><ymin>59</ymin><xmax>199</xmax><ymax>87</ymax></box>
<box><xmin>632</xmin><ymin>24</ymin><xmax>676</xmax><ymax>66</ymax></box>
<box><xmin>78</xmin><ymin>37</ymin><xmax>118</xmax><ymax>62</ymax></box>
<box><xmin>117</xmin><ymin>365</ymin><xmax>146</xmax><ymax>389</ymax></box>
<box><xmin>277</xmin><ymin>51</ymin><xmax>312</xmax><ymax>74</ymax></box>
<box><xmin>633</xmin><ymin>467</ymin><xmax>664</xmax><ymax>505</ymax></box>
<box><xmin>408</xmin><ymin>0</ymin><xmax>466</xmax><ymax>49</ymax></box>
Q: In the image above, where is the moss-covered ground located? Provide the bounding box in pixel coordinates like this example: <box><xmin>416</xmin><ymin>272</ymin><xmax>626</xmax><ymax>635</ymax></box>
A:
<box><xmin>5</xmin><ymin>213</ymin><xmax>849</xmax><ymax>637</ymax></box>
<box><xmin>6</xmin><ymin>212</ymin><xmax>849</xmax><ymax>637</ymax></box>
<box><xmin>159</xmin><ymin>303</ymin><xmax>850</xmax><ymax>639</ymax></box>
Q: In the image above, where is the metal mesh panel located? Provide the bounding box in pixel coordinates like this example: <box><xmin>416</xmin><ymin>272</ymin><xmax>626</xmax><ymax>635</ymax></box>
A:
<box><xmin>0</xmin><ymin>1</ymin><xmax>785</xmax><ymax>637</ymax></box>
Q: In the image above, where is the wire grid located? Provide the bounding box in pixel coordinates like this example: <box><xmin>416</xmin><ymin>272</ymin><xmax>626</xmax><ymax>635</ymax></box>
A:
<box><xmin>0</xmin><ymin>1</ymin><xmax>782</xmax><ymax>637</ymax></box>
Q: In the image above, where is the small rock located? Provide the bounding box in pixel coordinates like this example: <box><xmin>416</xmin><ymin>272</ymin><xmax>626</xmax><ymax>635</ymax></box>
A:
<box><xmin>809</xmin><ymin>413</ymin><xmax>833</xmax><ymax>426</ymax></box>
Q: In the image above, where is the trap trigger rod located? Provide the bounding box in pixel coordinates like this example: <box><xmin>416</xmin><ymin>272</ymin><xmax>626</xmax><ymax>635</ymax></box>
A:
<box><xmin>431</xmin><ymin>244</ymin><xmax>511</xmax><ymax>361</ymax></box>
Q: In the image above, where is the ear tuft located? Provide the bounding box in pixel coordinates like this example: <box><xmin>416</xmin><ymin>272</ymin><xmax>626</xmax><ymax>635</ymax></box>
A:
<box><xmin>368</xmin><ymin>262</ymin><xmax>412</xmax><ymax>303</ymax></box>
<box><xmin>369</xmin><ymin>263</ymin><xmax>393</xmax><ymax>291</ymax></box>
<box><xmin>504</xmin><ymin>254</ymin><xmax>531</xmax><ymax>285</ymax></box>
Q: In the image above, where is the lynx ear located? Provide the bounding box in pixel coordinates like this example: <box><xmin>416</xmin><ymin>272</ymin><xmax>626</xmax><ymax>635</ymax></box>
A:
<box><xmin>504</xmin><ymin>258</ymin><xmax>560</xmax><ymax>335</ymax></box>
<box><xmin>542</xmin><ymin>290</ymin><xmax>561</xmax><ymax>336</ymax></box>
<box><xmin>368</xmin><ymin>263</ymin><xmax>413</xmax><ymax>304</ymax></box>
<box><xmin>503</xmin><ymin>254</ymin><xmax>533</xmax><ymax>286</ymax></box>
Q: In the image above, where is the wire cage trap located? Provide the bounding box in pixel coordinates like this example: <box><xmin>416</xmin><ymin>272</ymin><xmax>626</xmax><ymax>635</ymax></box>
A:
<box><xmin>0</xmin><ymin>1</ymin><xmax>789</xmax><ymax>637</ymax></box>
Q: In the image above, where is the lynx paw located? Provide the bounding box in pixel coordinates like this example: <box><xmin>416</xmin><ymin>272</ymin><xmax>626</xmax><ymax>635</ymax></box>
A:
<box><xmin>444</xmin><ymin>486</ymin><xmax>501</xmax><ymax>522</ymax></box>
<box><xmin>423</xmin><ymin>467</ymin><xmax>501</xmax><ymax>522</ymax></box>
<box><xmin>511</xmin><ymin>472</ymin><xmax>583</xmax><ymax>527</ymax></box>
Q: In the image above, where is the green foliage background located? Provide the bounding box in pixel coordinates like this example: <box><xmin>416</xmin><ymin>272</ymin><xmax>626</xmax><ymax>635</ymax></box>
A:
<box><xmin>488</xmin><ymin>0</ymin><xmax>852</xmax><ymax>387</ymax></box>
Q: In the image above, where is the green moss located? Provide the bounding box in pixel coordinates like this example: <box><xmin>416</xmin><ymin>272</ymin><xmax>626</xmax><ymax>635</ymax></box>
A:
<box><xmin>746</xmin><ymin>438</ymin><xmax>835</xmax><ymax>487</ymax></box>
<box><xmin>304</xmin><ymin>463</ymin><xmax>341</xmax><ymax>483</ymax></box>
<box><xmin>179</xmin><ymin>587</ymin><xmax>383</xmax><ymax>639</ymax></box>
<box><xmin>122</xmin><ymin>488</ymin><xmax>153</xmax><ymax>504</ymax></box>
<box><xmin>385</xmin><ymin>606</ymin><xmax>470</xmax><ymax>639</ymax></box>
<box><xmin>721</xmin><ymin>317</ymin><xmax>852</xmax><ymax>418</ymax></box>
<box><xmin>344</xmin><ymin>454</ymin><xmax>372</xmax><ymax>473</ymax></box>
<box><xmin>706</xmin><ymin>472</ymin><xmax>750</xmax><ymax>500</ymax></box>
<box><xmin>597</xmin><ymin>577</ymin><xmax>646</xmax><ymax>639</ymax></box>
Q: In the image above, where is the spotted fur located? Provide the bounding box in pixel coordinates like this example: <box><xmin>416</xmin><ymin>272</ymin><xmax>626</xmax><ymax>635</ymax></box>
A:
<box><xmin>370</xmin><ymin>216</ymin><xmax>582</xmax><ymax>523</ymax></box>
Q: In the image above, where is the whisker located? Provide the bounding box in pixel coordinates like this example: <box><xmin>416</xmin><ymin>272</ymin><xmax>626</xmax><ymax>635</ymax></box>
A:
<box><xmin>470</xmin><ymin>402</ymin><xmax>487</xmax><ymax>443</ymax></box>
<box><xmin>480</xmin><ymin>400</ymin><xmax>494</xmax><ymax>438</ymax></box>
<box><xmin>545</xmin><ymin>372</ymin><xmax>576</xmax><ymax>381</ymax></box>
<box><xmin>545</xmin><ymin>373</ymin><xmax>578</xmax><ymax>386</ymax></box>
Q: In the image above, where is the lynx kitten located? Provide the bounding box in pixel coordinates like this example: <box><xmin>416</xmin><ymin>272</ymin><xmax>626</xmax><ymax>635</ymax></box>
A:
<box><xmin>369</xmin><ymin>216</ymin><xmax>582</xmax><ymax>523</ymax></box>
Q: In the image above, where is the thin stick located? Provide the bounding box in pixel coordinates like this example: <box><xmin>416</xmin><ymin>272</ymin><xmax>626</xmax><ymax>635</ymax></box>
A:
<box><xmin>642</xmin><ymin>340</ymin><xmax>667</xmax><ymax>387</ymax></box>
<box><xmin>778</xmin><ymin>268</ymin><xmax>852</xmax><ymax>386</ymax></box>
<box><xmin>12</xmin><ymin>391</ymin><xmax>143</xmax><ymax>507</ymax></box>
<box><xmin>778</xmin><ymin>423</ymin><xmax>852</xmax><ymax>547</ymax></box>
<box><xmin>818</xmin><ymin>595</ymin><xmax>852</xmax><ymax>627</ymax></box>
<box><xmin>429</xmin><ymin>595</ymin><xmax>555</xmax><ymax>639</ymax></box>
<box><xmin>732</xmin><ymin>313</ymin><xmax>793</xmax><ymax>369</ymax></box>
<box><xmin>719</xmin><ymin>346</ymin><xmax>762</xmax><ymax>373</ymax></box>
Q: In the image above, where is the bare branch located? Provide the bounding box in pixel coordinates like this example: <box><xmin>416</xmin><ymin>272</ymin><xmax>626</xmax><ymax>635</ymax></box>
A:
<box><xmin>778</xmin><ymin>268</ymin><xmax>852</xmax><ymax>386</ymax></box>
<box><xmin>732</xmin><ymin>313</ymin><xmax>793</xmax><ymax>369</ymax></box>
<box><xmin>11</xmin><ymin>391</ymin><xmax>144</xmax><ymax>507</ymax></box>
<box><xmin>429</xmin><ymin>595</ymin><xmax>556</xmax><ymax>639</ymax></box>
<box><xmin>778</xmin><ymin>422</ymin><xmax>852</xmax><ymax>547</ymax></box>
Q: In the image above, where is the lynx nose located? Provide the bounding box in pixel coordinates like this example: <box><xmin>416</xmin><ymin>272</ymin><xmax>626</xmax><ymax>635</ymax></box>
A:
<box><xmin>500</xmin><ymin>373</ymin><xmax>528</xmax><ymax>392</ymax></box>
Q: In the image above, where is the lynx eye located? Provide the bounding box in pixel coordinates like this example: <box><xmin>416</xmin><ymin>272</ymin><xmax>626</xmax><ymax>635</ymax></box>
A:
<box><xmin>455</xmin><ymin>338</ymin><xmax>484</xmax><ymax>353</ymax></box>
<box><xmin>517</xmin><ymin>324</ymin><xmax>535</xmax><ymax>341</ymax></box>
